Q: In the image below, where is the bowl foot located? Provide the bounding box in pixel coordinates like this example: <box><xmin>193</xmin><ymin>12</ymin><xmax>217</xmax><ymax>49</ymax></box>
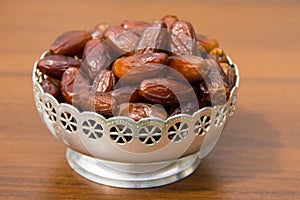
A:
<box><xmin>66</xmin><ymin>148</ymin><xmax>201</xmax><ymax>188</ymax></box>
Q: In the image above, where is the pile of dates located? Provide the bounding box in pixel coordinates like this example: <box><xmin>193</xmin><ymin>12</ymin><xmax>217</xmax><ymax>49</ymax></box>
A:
<box><xmin>37</xmin><ymin>15</ymin><xmax>236</xmax><ymax>121</ymax></box>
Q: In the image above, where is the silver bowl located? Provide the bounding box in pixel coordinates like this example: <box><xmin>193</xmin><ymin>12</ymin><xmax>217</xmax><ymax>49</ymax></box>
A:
<box><xmin>32</xmin><ymin>51</ymin><xmax>240</xmax><ymax>188</ymax></box>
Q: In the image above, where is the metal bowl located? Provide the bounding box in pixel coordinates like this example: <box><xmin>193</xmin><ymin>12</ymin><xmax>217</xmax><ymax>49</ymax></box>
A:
<box><xmin>32</xmin><ymin>51</ymin><xmax>240</xmax><ymax>188</ymax></box>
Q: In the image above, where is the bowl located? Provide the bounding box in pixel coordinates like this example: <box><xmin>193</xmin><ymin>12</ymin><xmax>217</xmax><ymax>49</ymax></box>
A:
<box><xmin>32</xmin><ymin>50</ymin><xmax>240</xmax><ymax>188</ymax></box>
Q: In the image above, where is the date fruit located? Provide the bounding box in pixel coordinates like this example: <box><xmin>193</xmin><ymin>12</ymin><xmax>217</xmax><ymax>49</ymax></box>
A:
<box><xmin>112</xmin><ymin>52</ymin><xmax>168</xmax><ymax>83</ymax></box>
<box><xmin>139</xmin><ymin>78</ymin><xmax>194</xmax><ymax>106</ymax></box>
<box><xmin>81</xmin><ymin>92</ymin><xmax>115</xmax><ymax>116</ymax></box>
<box><xmin>111</xmin><ymin>86</ymin><xmax>141</xmax><ymax>104</ymax></box>
<box><xmin>162</xmin><ymin>15</ymin><xmax>179</xmax><ymax>30</ymax></box>
<box><xmin>92</xmin><ymin>70</ymin><xmax>116</xmax><ymax>93</ymax></box>
<box><xmin>197</xmin><ymin>59</ymin><xmax>230</xmax><ymax>105</ymax></box>
<box><xmin>103</xmin><ymin>25</ymin><xmax>139</xmax><ymax>55</ymax></box>
<box><xmin>169</xmin><ymin>20</ymin><xmax>198</xmax><ymax>55</ymax></box>
<box><xmin>196</xmin><ymin>34</ymin><xmax>219</xmax><ymax>52</ymax></box>
<box><xmin>168</xmin><ymin>55</ymin><xmax>210</xmax><ymax>83</ymax></box>
<box><xmin>135</xmin><ymin>21</ymin><xmax>168</xmax><ymax>53</ymax></box>
<box><xmin>121</xmin><ymin>20</ymin><xmax>149</xmax><ymax>31</ymax></box>
<box><xmin>220</xmin><ymin>63</ymin><xmax>236</xmax><ymax>89</ymax></box>
<box><xmin>50</xmin><ymin>31</ymin><xmax>92</xmax><ymax>56</ymax></box>
<box><xmin>60</xmin><ymin>67</ymin><xmax>90</xmax><ymax>105</ymax></box>
<box><xmin>90</xmin><ymin>23</ymin><xmax>110</xmax><ymax>39</ymax></box>
<box><xmin>117</xmin><ymin>103</ymin><xmax>168</xmax><ymax>121</ymax></box>
<box><xmin>37</xmin><ymin>55</ymin><xmax>81</xmax><ymax>79</ymax></box>
<box><xmin>209</xmin><ymin>47</ymin><xmax>229</xmax><ymax>64</ymax></box>
<box><xmin>41</xmin><ymin>77</ymin><xmax>61</xmax><ymax>100</ymax></box>
<box><xmin>82</xmin><ymin>40</ymin><xmax>114</xmax><ymax>81</ymax></box>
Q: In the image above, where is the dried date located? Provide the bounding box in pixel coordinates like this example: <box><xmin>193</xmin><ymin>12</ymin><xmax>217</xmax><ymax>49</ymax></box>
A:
<box><xmin>116</xmin><ymin>103</ymin><xmax>168</xmax><ymax>121</ymax></box>
<box><xmin>112</xmin><ymin>52</ymin><xmax>168</xmax><ymax>84</ymax></box>
<box><xmin>111</xmin><ymin>86</ymin><xmax>141</xmax><ymax>104</ymax></box>
<box><xmin>169</xmin><ymin>20</ymin><xmax>197</xmax><ymax>55</ymax></box>
<box><xmin>168</xmin><ymin>55</ymin><xmax>210</xmax><ymax>83</ymax></box>
<box><xmin>50</xmin><ymin>30</ymin><xmax>92</xmax><ymax>56</ymax></box>
<box><xmin>90</xmin><ymin>23</ymin><xmax>110</xmax><ymax>39</ymax></box>
<box><xmin>138</xmin><ymin>78</ymin><xmax>194</xmax><ymax>106</ymax></box>
<box><xmin>60</xmin><ymin>67</ymin><xmax>90</xmax><ymax>105</ymax></box>
<box><xmin>162</xmin><ymin>15</ymin><xmax>179</xmax><ymax>30</ymax></box>
<box><xmin>196</xmin><ymin>34</ymin><xmax>219</xmax><ymax>52</ymax></box>
<box><xmin>37</xmin><ymin>55</ymin><xmax>81</xmax><ymax>79</ymax></box>
<box><xmin>91</xmin><ymin>70</ymin><xmax>116</xmax><ymax>93</ymax></box>
<box><xmin>135</xmin><ymin>21</ymin><xmax>168</xmax><ymax>53</ymax></box>
<box><xmin>41</xmin><ymin>77</ymin><xmax>61</xmax><ymax>100</ymax></box>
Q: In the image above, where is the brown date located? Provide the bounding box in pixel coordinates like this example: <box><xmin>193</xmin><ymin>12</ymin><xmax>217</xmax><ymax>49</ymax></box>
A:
<box><xmin>116</xmin><ymin>103</ymin><xmax>168</xmax><ymax>121</ymax></box>
<box><xmin>81</xmin><ymin>40</ymin><xmax>114</xmax><ymax>81</ymax></box>
<box><xmin>138</xmin><ymin>78</ymin><xmax>195</xmax><ymax>106</ymax></box>
<box><xmin>121</xmin><ymin>20</ymin><xmax>149</xmax><ymax>36</ymax></box>
<box><xmin>41</xmin><ymin>77</ymin><xmax>61</xmax><ymax>100</ymax></box>
<box><xmin>111</xmin><ymin>86</ymin><xmax>141</xmax><ymax>104</ymax></box>
<box><xmin>168</xmin><ymin>55</ymin><xmax>211</xmax><ymax>83</ymax></box>
<box><xmin>37</xmin><ymin>55</ymin><xmax>81</xmax><ymax>79</ymax></box>
<box><xmin>89</xmin><ymin>23</ymin><xmax>110</xmax><ymax>39</ymax></box>
<box><xmin>60</xmin><ymin>67</ymin><xmax>90</xmax><ymax>105</ymax></box>
<box><xmin>196</xmin><ymin>34</ymin><xmax>219</xmax><ymax>52</ymax></box>
<box><xmin>220</xmin><ymin>63</ymin><xmax>236</xmax><ymax>89</ymax></box>
<box><xmin>81</xmin><ymin>92</ymin><xmax>115</xmax><ymax>116</ymax></box>
<box><xmin>91</xmin><ymin>70</ymin><xmax>116</xmax><ymax>93</ymax></box>
<box><xmin>103</xmin><ymin>25</ymin><xmax>139</xmax><ymax>55</ymax></box>
<box><xmin>135</xmin><ymin>21</ymin><xmax>168</xmax><ymax>54</ymax></box>
<box><xmin>50</xmin><ymin>30</ymin><xmax>92</xmax><ymax>56</ymax></box>
<box><xmin>209</xmin><ymin>48</ymin><xmax>229</xmax><ymax>64</ymax></box>
<box><xmin>162</xmin><ymin>15</ymin><xmax>179</xmax><ymax>30</ymax></box>
<box><xmin>112</xmin><ymin>52</ymin><xmax>168</xmax><ymax>84</ymax></box>
<box><xmin>169</xmin><ymin>20</ymin><xmax>198</xmax><ymax>55</ymax></box>
<box><xmin>197</xmin><ymin>59</ymin><xmax>230</xmax><ymax>105</ymax></box>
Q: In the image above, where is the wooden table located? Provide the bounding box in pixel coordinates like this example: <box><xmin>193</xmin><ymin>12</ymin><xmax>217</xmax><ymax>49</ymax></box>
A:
<box><xmin>1</xmin><ymin>1</ymin><xmax>299</xmax><ymax>199</ymax></box>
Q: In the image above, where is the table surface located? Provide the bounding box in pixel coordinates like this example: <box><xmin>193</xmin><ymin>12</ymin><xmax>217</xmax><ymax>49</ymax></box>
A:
<box><xmin>1</xmin><ymin>0</ymin><xmax>300</xmax><ymax>199</ymax></box>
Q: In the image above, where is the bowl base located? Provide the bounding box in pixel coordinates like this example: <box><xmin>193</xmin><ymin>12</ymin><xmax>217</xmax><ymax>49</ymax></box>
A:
<box><xmin>66</xmin><ymin>148</ymin><xmax>201</xmax><ymax>188</ymax></box>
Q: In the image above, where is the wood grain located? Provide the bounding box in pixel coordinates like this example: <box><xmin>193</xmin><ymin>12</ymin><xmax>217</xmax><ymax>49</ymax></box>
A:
<box><xmin>0</xmin><ymin>0</ymin><xmax>300</xmax><ymax>199</ymax></box>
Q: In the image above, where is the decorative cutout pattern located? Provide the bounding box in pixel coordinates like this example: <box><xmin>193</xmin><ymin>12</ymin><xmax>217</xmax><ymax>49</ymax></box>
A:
<box><xmin>229</xmin><ymin>96</ymin><xmax>237</xmax><ymax>116</ymax></box>
<box><xmin>139</xmin><ymin>125</ymin><xmax>162</xmax><ymax>145</ymax></box>
<box><xmin>214</xmin><ymin>106</ymin><xmax>227</xmax><ymax>127</ymax></box>
<box><xmin>60</xmin><ymin>111</ymin><xmax>77</xmax><ymax>133</ymax></box>
<box><xmin>44</xmin><ymin>101</ymin><xmax>57</xmax><ymax>123</ymax></box>
<box><xmin>167</xmin><ymin>122</ymin><xmax>189</xmax><ymax>143</ymax></box>
<box><xmin>110</xmin><ymin>124</ymin><xmax>133</xmax><ymax>145</ymax></box>
<box><xmin>82</xmin><ymin>119</ymin><xmax>104</xmax><ymax>139</ymax></box>
<box><xmin>194</xmin><ymin>115</ymin><xmax>211</xmax><ymax>136</ymax></box>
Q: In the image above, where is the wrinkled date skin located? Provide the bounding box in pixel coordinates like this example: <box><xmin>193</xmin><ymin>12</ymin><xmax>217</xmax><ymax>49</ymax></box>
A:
<box><xmin>37</xmin><ymin>55</ymin><xmax>81</xmax><ymax>79</ymax></box>
<box><xmin>92</xmin><ymin>70</ymin><xmax>116</xmax><ymax>93</ymax></box>
<box><xmin>89</xmin><ymin>23</ymin><xmax>110</xmax><ymax>39</ymax></box>
<box><xmin>41</xmin><ymin>77</ymin><xmax>61</xmax><ymax>100</ymax></box>
<box><xmin>112</xmin><ymin>52</ymin><xmax>168</xmax><ymax>84</ymax></box>
<box><xmin>197</xmin><ymin>59</ymin><xmax>230</xmax><ymax>105</ymax></box>
<box><xmin>103</xmin><ymin>25</ymin><xmax>139</xmax><ymax>55</ymax></box>
<box><xmin>81</xmin><ymin>40</ymin><xmax>114</xmax><ymax>81</ymax></box>
<box><xmin>220</xmin><ymin>63</ymin><xmax>236</xmax><ymax>89</ymax></box>
<box><xmin>111</xmin><ymin>86</ymin><xmax>141</xmax><ymax>104</ymax></box>
<box><xmin>196</xmin><ymin>34</ymin><xmax>219</xmax><ymax>52</ymax></box>
<box><xmin>50</xmin><ymin>31</ymin><xmax>92</xmax><ymax>56</ymax></box>
<box><xmin>162</xmin><ymin>15</ymin><xmax>179</xmax><ymax>30</ymax></box>
<box><xmin>60</xmin><ymin>67</ymin><xmax>90</xmax><ymax>105</ymax></box>
<box><xmin>121</xmin><ymin>20</ymin><xmax>149</xmax><ymax>36</ymax></box>
<box><xmin>117</xmin><ymin>103</ymin><xmax>168</xmax><ymax>121</ymax></box>
<box><xmin>139</xmin><ymin>78</ymin><xmax>194</xmax><ymax>106</ymax></box>
<box><xmin>168</xmin><ymin>55</ymin><xmax>211</xmax><ymax>83</ymax></box>
<box><xmin>209</xmin><ymin>47</ymin><xmax>229</xmax><ymax>64</ymax></box>
<box><xmin>81</xmin><ymin>92</ymin><xmax>115</xmax><ymax>116</ymax></box>
<box><xmin>169</xmin><ymin>20</ymin><xmax>198</xmax><ymax>55</ymax></box>
<box><xmin>135</xmin><ymin>21</ymin><xmax>168</xmax><ymax>54</ymax></box>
